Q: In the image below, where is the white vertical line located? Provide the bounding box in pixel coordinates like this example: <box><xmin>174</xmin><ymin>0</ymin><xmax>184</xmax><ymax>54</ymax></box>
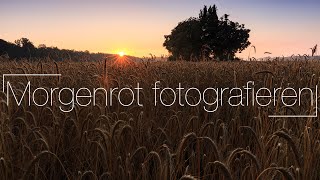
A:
<box><xmin>316</xmin><ymin>85</ymin><xmax>318</xmax><ymax>117</ymax></box>
<box><xmin>2</xmin><ymin>74</ymin><xmax>61</xmax><ymax>92</ymax></box>
<box><xmin>2</xmin><ymin>74</ymin><xmax>4</xmax><ymax>92</ymax></box>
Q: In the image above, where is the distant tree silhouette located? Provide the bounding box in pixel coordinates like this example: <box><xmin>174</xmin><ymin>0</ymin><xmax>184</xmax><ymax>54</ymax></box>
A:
<box><xmin>14</xmin><ymin>38</ymin><xmax>35</xmax><ymax>49</ymax></box>
<box><xmin>38</xmin><ymin>44</ymin><xmax>47</xmax><ymax>49</ymax></box>
<box><xmin>0</xmin><ymin>38</ymin><xmax>109</xmax><ymax>61</ymax></box>
<box><xmin>164</xmin><ymin>5</ymin><xmax>251</xmax><ymax>61</ymax></box>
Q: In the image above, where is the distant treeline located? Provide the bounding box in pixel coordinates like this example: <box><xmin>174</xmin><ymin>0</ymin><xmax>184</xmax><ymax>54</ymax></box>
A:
<box><xmin>0</xmin><ymin>38</ymin><xmax>109</xmax><ymax>61</ymax></box>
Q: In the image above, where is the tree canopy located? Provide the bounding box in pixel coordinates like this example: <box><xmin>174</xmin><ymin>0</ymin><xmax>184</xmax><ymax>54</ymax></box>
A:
<box><xmin>163</xmin><ymin>18</ymin><xmax>202</xmax><ymax>61</ymax></box>
<box><xmin>163</xmin><ymin>5</ymin><xmax>251</xmax><ymax>61</ymax></box>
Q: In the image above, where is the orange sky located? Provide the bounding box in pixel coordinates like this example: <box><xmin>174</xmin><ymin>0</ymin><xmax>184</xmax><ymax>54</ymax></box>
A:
<box><xmin>1</xmin><ymin>0</ymin><xmax>319</xmax><ymax>59</ymax></box>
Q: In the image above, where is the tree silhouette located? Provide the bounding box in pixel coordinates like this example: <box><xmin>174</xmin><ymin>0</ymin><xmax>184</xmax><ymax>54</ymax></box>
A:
<box><xmin>163</xmin><ymin>18</ymin><xmax>202</xmax><ymax>61</ymax></box>
<box><xmin>14</xmin><ymin>38</ymin><xmax>35</xmax><ymax>49</ymax></box>
<box><xmin>212</xmin><ymin>14</ymin><xmax>251</xmax><ymax>60</ymax></box>
<box><xmin>199</xmin><ymin>5</ymin><xmax>219</xmax><ymax>59</ymax></box>
<box><xmin>0</xmin><ymin>38</ymin><xmax>109</xmax><ymax>61</ymax></box>
<box><xmin>164</xmin><ymin>5</ymin><xmax>251</xmax><ymax>61</ymax></box>
<box><xmin>38</xmin><ymin>44</ymin><xmax>47</xmax><ymax>49</ymax></box>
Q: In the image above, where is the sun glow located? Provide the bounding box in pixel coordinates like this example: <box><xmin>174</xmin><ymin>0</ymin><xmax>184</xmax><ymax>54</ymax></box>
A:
<box><xmin>118</xmin><ymin>51</ymin><xmax>125</xmax><ymax>57</ymax></box>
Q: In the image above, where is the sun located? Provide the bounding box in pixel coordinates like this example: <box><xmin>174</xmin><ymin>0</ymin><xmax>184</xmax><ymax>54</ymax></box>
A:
<box><xmin>118</xmin><ymin>51</ymin><xmax>125</xmax><ymax>57</ymax></box>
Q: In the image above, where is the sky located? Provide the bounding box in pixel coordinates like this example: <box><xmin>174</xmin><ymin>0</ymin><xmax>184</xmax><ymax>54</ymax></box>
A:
<box><xmin>1</xmin><ymin>0</ymin><xmax>319</xmax><ymax>58</ymax></box>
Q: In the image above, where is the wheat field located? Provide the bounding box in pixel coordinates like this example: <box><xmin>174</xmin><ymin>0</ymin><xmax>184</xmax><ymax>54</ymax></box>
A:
<box><xmin>0</xmin><ymin>57</ymin><xmax>320</xmax><ymax>180</ymax></box>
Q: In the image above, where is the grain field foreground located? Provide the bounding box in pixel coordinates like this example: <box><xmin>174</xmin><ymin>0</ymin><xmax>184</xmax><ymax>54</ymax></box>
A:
<box><xmin>0</xmin><ymin>58</ymin><xmax>320</xmax><ymax>180</ymax></box>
